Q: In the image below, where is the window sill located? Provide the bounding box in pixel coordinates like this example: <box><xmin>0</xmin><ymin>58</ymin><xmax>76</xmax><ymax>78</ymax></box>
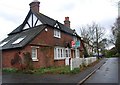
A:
<box><xmin>54</xmin><ymin>36</ymin><xmax>61</xmax><ymax>39</ymax></box>
<box><xmin>54</xmin><ymin>58</ymin><xmax>65</xmax><ymax>60</ymax></box>
<box><xmin>32</xmin><ymin>59</ymin><xmax>39</xmax><ymax>61</ymax></box>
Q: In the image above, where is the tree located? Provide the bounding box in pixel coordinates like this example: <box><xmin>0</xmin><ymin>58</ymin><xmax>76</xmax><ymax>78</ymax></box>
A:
<box><xmin>99</xmin><ymin>38</ymin><xmax>109</xmax><ymax>56</ymax></box>
<box><xmin>115</xmin><ymin>31</ymin><xmax>120</xmax><ymax>54</ymax></box>
<box><xmin>112</xmin><ymin>17</ymin><xmax>120</xmax><ymax>55</ymax></box>
<box><xmin>109</xmin><ymin>21</ymin><xmax>118</xmax><ymax>45</ymax></box>
<box><xmin>80</xmin><ymin>22</ymin><xmax>105</xmax><ymax>57</ymax></box>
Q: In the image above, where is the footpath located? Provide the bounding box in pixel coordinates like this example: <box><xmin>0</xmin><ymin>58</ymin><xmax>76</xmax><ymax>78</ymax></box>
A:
<box><xmin>2</xmin><ymin>58</ymin><xmax>107</xmax><ymax>85</ymax></box>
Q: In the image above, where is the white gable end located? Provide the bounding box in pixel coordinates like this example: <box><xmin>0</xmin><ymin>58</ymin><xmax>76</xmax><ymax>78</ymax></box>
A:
<box><xmin>23</xmin><ymin>13</ymin><xmax>42</xmax><ymax>30</ymax></box>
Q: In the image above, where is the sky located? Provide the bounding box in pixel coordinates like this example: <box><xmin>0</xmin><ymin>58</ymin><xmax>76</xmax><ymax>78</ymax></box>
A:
<box><xmin>0</xmin><ymin>0</ymin><xmax>119</xmax><ymax>47</ymax></box>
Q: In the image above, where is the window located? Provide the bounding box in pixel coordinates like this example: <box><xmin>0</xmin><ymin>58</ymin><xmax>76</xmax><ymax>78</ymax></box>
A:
<box><xmin>54</xmin><ymin>29</ymin><xmax>61</xmax><ymax>38</ymax></box>
<box><xmin>12</xmin><ymin>36</ymin><xmax>26</xmax><ymax>44</ymax></box>
<box><xmin>54</xmin><ymin>47</ymin><xmax>71</xmax><ymax>60</ymax></box>
<box><xmin>65</xmin><ymin>48</ymin><xmax>71</xmax><ymax>58</ymax></box>
<box><xmin>54</xmin><ymin>47</ymin><xmax>64</xmax><ymax>60</ymax></box>
<box><xmin>0</xmin><ymin>40</ymin><xmax>9</xmax><ymax>47</ymax></box>
<box><xmin>73</xmin><ymin>36</ymin><xmax>77</xmax><ymax>42</ymax></box>
<box><xmin>31</xmin><ymin>47</ymin><xmax>39</xmax><ymax>61</ymax></box>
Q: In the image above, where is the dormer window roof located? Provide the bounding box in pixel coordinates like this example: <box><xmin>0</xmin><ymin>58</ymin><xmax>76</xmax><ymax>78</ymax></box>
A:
<box><xmin>54</xmin><ymin>21</ymin><xmax>60</xmax><ymax>29</ymax></box>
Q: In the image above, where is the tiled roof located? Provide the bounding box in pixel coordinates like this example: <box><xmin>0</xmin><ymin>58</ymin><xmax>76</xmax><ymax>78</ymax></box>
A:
<box><xmin>0</xmin><ymin>25</ymin><xmax>46</xmax><ymax>50</ymax></box>
<box><xmin>0</xmin><ymin>10</ymin><xmax>76</xmax><ymax>50</ymax></box>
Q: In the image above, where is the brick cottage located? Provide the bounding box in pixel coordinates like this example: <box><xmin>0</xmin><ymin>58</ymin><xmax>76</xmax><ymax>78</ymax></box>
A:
<box><xmin>0</xmin><ymin>0</ymin><xmax>85</xmax><ymax>69</ymax></box>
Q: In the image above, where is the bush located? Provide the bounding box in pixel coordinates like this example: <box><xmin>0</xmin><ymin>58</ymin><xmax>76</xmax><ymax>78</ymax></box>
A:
<box><xmin>23</xmin><ymin>52</ymin><xmax>33</xmax><ymax>70</ymax></box>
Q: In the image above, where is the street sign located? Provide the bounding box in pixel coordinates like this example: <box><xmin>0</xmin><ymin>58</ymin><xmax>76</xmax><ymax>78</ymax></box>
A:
<box><xmin>71</xmin><ymin>40</ymin><xmax>80</xmax><ymax>48</ymax></box>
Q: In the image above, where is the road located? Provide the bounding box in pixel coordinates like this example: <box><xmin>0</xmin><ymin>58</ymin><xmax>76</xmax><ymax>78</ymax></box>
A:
<box><xmin>83</xmin><ymin>58</ymin><xmax>119</xmax><ymax>84</ymax></box>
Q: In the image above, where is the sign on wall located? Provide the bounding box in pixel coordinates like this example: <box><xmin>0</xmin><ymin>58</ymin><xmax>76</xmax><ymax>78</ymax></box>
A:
<box><xmin>71</xmin><ymin>40</ymin><xmax>80</xmax><ymax>48</ymax></box>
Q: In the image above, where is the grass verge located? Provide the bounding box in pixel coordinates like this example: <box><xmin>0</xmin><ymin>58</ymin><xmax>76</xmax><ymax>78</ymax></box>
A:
<box><xmin>2</xmin><ymin>58</ymin><xmax>102</xmax><ymax>74</ymax></box>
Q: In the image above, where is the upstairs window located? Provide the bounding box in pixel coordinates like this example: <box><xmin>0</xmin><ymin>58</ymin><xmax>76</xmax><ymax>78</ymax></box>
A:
<box><xmin>54</xmin><ymin>29</ymin><xmax>61</xmax><ymax>38</ymax></box>
<box><xmin>12</xmin><ymin>36</ymin><xmax>26</xmax><ymax>44</ymax></box>
<box><xmin>73</xmin><ymin>36</ymin><xmax>77</xmax><ymax>42</ymax></box>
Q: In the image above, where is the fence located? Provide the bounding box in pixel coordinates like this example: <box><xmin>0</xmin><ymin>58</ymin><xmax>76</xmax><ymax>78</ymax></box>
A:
<box><xmin>70</xmin><ymin>57</ymin><xmax>97</xmax><ymax>70</ymax></box>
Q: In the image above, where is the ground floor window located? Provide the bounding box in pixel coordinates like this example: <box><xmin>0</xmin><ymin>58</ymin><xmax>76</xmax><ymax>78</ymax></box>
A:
<box><xmin>54</xmin><ymin>47</ymin><xmax>71</xmax><ymax>60</ymax></box>
<box><xmin>31</xmin><ymin>46</ymin><xmax>39</xmax><ymax>61</ymax></box>
<box><xmin>65</xmin><ymin>48</ymin><xmax>71</xmax><ymax>58</ymax></box>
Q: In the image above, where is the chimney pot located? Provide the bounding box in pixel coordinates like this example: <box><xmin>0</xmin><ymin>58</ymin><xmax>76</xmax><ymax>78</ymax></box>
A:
<box><xmin>29</xmin><ymin>0</ymin><xmax>40</xmax><ymax>13</ymax></box>
<box><xmin>64</xmin><ymin>17</ymin><xmax>70</xmax><ymax>28</ymax></box>
<box><xmin>65</xmin><ymin>17</ymin><xmax>69</xmax><ymax>21</ymax></box>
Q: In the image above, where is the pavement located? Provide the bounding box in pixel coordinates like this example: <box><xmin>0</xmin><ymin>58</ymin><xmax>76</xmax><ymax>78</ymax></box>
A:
<box><xmin>2</xmin><ymin>58</ymin><xmax>107</xmax><ymax>85</ymax></box>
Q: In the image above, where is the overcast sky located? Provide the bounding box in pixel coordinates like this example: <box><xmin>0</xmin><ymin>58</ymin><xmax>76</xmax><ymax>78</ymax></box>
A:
<box><xmin>0</xmin><ymin>0</ymin><xmax>119</xmax><ymax>43</ymax></box>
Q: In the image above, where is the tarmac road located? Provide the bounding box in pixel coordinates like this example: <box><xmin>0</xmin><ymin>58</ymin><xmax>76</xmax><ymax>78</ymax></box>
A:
<box><xmin>83</xmin><ymin>58</ymin><xmax>119</xmax><ymax>84</ymax></box>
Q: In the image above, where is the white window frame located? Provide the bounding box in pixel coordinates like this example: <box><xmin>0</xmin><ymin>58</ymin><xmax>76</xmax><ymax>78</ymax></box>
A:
<box><xmin>54</xmin><ymin>47</ymin><xmax>71</xmax><ymax>60</ymax></box>
<box><xmin>31</xmin><ymin>46</ymin><xmax>39</xmax><ymax>61</ymax></box>
<box><xmin>54</xmin><ymin>29</ymin><xmax>61</xmax><ymax>38</ymax></box>
<box><xmin>65</xmin><ymin>48</ymin><xmax>71</xmax><ymax>58</ymax></box>
<box><xmin>54</xmin><ymin>47</ymin><xmax>65</xmax><ymax>60</ymax></box>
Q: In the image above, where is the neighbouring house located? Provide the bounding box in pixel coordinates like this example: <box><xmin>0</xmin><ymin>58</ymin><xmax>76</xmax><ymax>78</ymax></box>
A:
<box><xmin>0</xmin><ymin>0</ymin><xmax>84</xmax><ymax>69</ymax></box>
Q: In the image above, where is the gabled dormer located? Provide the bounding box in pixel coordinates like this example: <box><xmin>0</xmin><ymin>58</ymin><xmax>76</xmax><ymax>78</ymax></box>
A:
<box><xmin>8</xmin><ymin>0</ymin><xmax>74</xmax><ymax>36</ymax></box>
<box><xmin>8</xmin><ymin>0</ymin><xmax>42</xmax><ymax>35</ymax></box>
<box><xmin>23</xmin><ymin>10</ymin><xmax>42</xmax><ymax>30</ymax></box>
<box><xmin>23</xmin><ymin>0</ymin><xmax>42</xmax><ymax>29</ymax></box>
<box><xmin>54</xmin><ymin>21</ymin><xmax>60</xmax><ymax>29</ymax></box>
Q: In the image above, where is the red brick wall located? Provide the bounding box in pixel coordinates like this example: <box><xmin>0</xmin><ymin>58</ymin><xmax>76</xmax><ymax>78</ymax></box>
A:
<box><xmin>31</xmin><ymin>26</ymin><xmax>73</xmax><ymax>46</ymax></box>
<box><xmin>2</xmin><ymin>49</ymin><xmax>21</xmax><ymax>68</ymax></box>
<box><xmin>29</xmin><ymin>26</ymin><xmax>73</xmax><ymax>68</ymax></box>
<box><xmin>2</xmin><ymin>26</ymin><xmax>74</xmax><ymax>68</ymax></box>
<box><xmin>54</xmin><ymin>59</ymin><xmax>65</xmax><ymax>67</ymax></box>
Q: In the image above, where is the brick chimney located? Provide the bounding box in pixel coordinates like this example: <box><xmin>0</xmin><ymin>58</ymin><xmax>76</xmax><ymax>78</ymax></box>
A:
<box><xmin>64</xmin><ymin>17</ymin><xmax>70</xmax><ymax>28</ymax></box>
<box><xmin>29</xmin><ymin>0</ymin><xmax>40</xmax><ymax>13</ymax></box>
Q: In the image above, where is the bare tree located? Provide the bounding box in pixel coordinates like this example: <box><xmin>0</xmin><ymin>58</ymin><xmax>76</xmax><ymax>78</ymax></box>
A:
<box><xmin>115</xmin><ymin>18</ymin><xmax>120</xmax><ymax>54</ymax></box>
<box><xmin>80</xmin><ymin>22</ymin><xmax>105</xmax><ymax>57</ymax></box>
<box><xmin>109</xmin><ymin>22</ymin><xmax>118</xmax><ymax>45</ymax></box>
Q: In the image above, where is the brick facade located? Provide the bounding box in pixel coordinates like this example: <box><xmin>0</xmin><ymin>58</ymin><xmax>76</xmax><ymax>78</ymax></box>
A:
<box><xmin>2</xmin><ymin>26</ymin><xmax>78</xmax><ymax>68</ymax></box>
<box><xmin>1</xmin><ymin>0</ymin><xmax>84</xmax><ymax>69</ymax></box>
